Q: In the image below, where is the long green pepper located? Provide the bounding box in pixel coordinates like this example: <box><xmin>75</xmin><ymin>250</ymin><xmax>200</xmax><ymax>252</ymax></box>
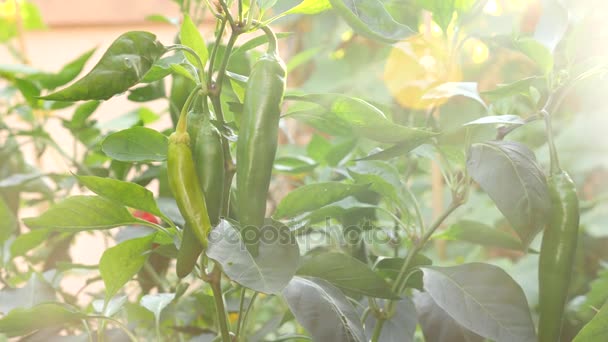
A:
<box><xmin>167</xmin><ymin>88</ymin><xmax>213</xmax><ymax>277</ymax></box>
<box><xmin>538</xmin><ymin>110</ymin><xmax>580</xmax><ymax>342</ymax></box>
<box><xmin>236</xmin><ymin>27</ymin><xmax>286</xmax><ymax>255</ymax></box>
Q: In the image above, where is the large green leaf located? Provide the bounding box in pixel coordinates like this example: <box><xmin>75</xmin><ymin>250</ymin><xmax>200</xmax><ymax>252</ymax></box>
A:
<box><xmin>375</xmin><ymin>255</ymin><xmax>432</xmax><ymax>291</ymax></box>
<box><xmin>23</xmin><ymin>196</ymin><xmax>138</xmax><ymax>231</ymax></box>
<box><xmin>180</xmin><ymin>15</ymin><xmax>208</xmax><ymax>69</ymax></box>
<box><xmin>77</xmin><ymin>175</ymin><xmax>163</xmax><ymax>217</ymax></box>
<box><xmin>0</xmin><ymin>303</ymin><xmax>85</xmax><ymax>337</ymax></box>
<box><xmin>273</xmin><ymin>182</ymin><xmax>369</xmax><ymax>219</ymax></box>
<box><xmin>466</xmin><ymin>141</ymin><xmax>550</xmax><ymax>246</ymax></box>
<box><xmin>364</xmin><ymin>298</ymin><xmax>417</xmax><ymax>342</ymax></box>
<box><xmin>40</xmin><ymin>31</ymin><xmax>166</xmax><ymax>101</ymax></box>
<box><xmin>422</xmin><ymin>263</ymin><xmax>536</xmax><ymax>342</ymax></box>
<box><xmin>288</xmin><ymin>93</ymin><xmax>437</xmax><ymax>143</ymax></box>
<box><xmin>348</xmin><ymin>160</ymin><xmax>403</xmax><ymax>207</ymax></box>
<box><xmin>100</xmin><ymin>233</ymin><xmax>156</xmax><ymax>301</ymax></box>
<box><xmin>573</xmin><ymin>300</ymin><xmax>608</xmax><ymax>342</ymax></box>
<box><xmin>414</xmin><ymin>291</ymin><xmax>484</xmax><ymax>342</ymax></box>
<box><xmin>297</xmin><ymin>252</ymin><xmax>398</xmax><ymax>299</ymax></box>
<box><xmin>282</xmin><ymin>276</ymin><xmax>366</xmax><ymax>342</ymax></box>
<box><xmin>328</xmin><ymin>0</ymin><xmax>415</xmax><ymax>43</ymax></box>
<box><xmin>101</xmin><ymin>127</ymin><xmax>168</xmax><ymax>162</ymax></box>
<box><xmin>206</xmin><ymin>220</ymin><xmax>299</xmax><ymax>294</ymax></box>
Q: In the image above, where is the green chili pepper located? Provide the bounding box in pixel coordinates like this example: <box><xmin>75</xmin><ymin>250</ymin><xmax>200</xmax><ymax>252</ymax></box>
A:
<box><xmin>538</xmin><ymin>169</ymin><xmax>580</xmax><ymax>341</ymax></box>
<box><xmin>236</xmin><ymin>27</ymin><xmax>286</xmax><ymax>255</ymax></box>
<box><xmin>168</xmin><ymin>88</ymin><xmax>213</xmax><ymax>277</ymax></box>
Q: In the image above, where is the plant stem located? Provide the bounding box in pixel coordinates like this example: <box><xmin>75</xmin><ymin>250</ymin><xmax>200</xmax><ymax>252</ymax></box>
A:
<box><xmin>165</xmin><ymin>45</ymin><xmax>207</xmax><ymax>84</ymax></box>
<box><xmin>218</xmin><ymin>0</ymin><xmax>236</xmax><ymax>28</ymax></box>
<box><xmin>235</xmin><ymin>287</ymin><xmax>247</xmax><ymax>338</ymax></box>
<box><xmin>208</xmin><ymin>265</ymin><xmax>231</xmax><ymax>342</ymax></box>
<box><xmin>240</xmin><ymin>292</ymin><xmax>258</xmax><ymax>338</ymax></box>
<box><xmin>143</xmin><ymin>261</ymin><xmax>170</xmax><ymax>293</ymax></box>
<box><xmin>207</xmin><ymin>18</ymin><xmax>227</xmax><ymax>91</ymax></box>
<box><xmin>371</xmin><ymin>199</ymin><xmax>463</xmax><ymax>342</ymax></box>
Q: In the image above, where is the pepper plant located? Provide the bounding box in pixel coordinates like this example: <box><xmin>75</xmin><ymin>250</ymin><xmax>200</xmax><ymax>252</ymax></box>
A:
<box><xmin>1</xmin><ymin>0</ymin><xmax>608</xmax><ymax>341</ymax></box>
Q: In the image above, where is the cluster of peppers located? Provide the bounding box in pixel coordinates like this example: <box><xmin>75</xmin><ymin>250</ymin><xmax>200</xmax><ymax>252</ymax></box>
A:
<box><xmin>167</xmin><ymin>27</ymin><xmax>286</xmax><ymax>277</ymax></box>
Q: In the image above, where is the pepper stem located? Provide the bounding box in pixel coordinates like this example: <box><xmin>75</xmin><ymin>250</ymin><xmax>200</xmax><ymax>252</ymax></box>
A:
<box><xmin>260</xmin><ymin>25</ymin><xmax>279</xmax><ymax>55</ymax></box>
<box><xmin>176</xmin><ymin>84</ymin><xmax>203</xmax><ymax>135</ymax></box>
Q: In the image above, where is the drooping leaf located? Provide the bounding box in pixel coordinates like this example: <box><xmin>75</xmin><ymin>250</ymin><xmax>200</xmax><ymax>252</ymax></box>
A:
<box><xmin>101</xmin><ymin>127</ymin><xmax>168</xmax><ymax>162</ymax></box>
<box><xmin>573</xmin><ymin>300</ymin><xmax>608</xmax><ymax>342</ymax></box>
<box><xmin>348</xmin><ymin>160</ymin><xmax>403</xmax><ymax>207</ymax></box>
<box><xmin>364</xmin><ymin>298</ymin><xmax>417</xmax><ymax>342</ymax></box>
<box><xmin>9</xmin><ymin>229</ymin><xmax>50</xmax><ymax>258</ymax></box>
<box><xmin>273</xmin><ymin>156</ymin><xmax>318</xmax><ymax>174</ymax></box>
<box><xmin>23</xmin><ymin>196</ymin><xmax>138</xmax><ymax>231</ymax></box>
<box><xmin>273</xmin><ymin>182</ymin><xmax>369</xmax><ymax>219</ymax></box>
<box><xmin>180</xmin><ymin>15</ymin><xmax>209</xmax><ymax>69</ymax></box>
<box><xmin>77</xmin><ymin>175</ymin><xmax>163</xmax><ymax>218</ymax></box>
<box><xmin>358</xmin><ymin>136</ymin><xmax>433</xmax><ymax>161</ymax></box>
<box><xmin>92</xmin><ymin>295</ymin><xmax>127</xmax><ymax>317</ymax></box>
<box><xmin>414</xmin><ymin>291</ymin><xmax>484</xmax><ymax>342</ymax></box>
<box><xmin>140</xmin><ymin>293</ymin><xmax>176</xmax><ymax>326</ymax></box>
<box><xmin>481</xmin><ymin>76</ymin><xmax>543</xmax><ymax>100</ymax></box>
<box><xmin>40</xmin><ymin>31</ymin><xmax>166</xmax><ymax>101</ymax></box>
<box><xmin>466</xmin><ymin>141</ymin><xmax>550</xmax><ymax>246</ymax></box>
<box><xmin>328</xmin><ymin>0</ymin><xmax>415</xmax><ymax>43</ymax></box>
<box><xmin>436</xmin><ymin>220</ymin><xmax>526</xmax><ymax>251</ymax></box>
<box><xmin>533</xmin><ymin>0</ymin><xmax>569</xmax><ymax>53</ymax></box>
<box><xmin>0</xmin><ymin>303</ymin><xmax>85</xmax><ymax>338</ymax></box>
<box><xmin>283</xmin><ymin>276</ymin><xmax>366</xmax><ymax>342</ymax></box>
<box><xmin>422</xmin><ymin>263</ymin><xmax>536</xmax><ymax>342</ymax></box>
<box><xmin>297</xmin><ymin>252</ymin><xmax>398</xmax><ymax>299</ymax></box>
<box><xmin>100</xmin><ymin>233</ymin><xmax>156</xmax><ymax>301</ymax></box>
<box><xmin>206</xmin><ymin>220</ymin><xmax>299</xmax><ymax>294</ymax></box>
<box><xmin>515</xmin><ymin>37</ymin><xmax>554</xmax><ymax>75</ymax></box>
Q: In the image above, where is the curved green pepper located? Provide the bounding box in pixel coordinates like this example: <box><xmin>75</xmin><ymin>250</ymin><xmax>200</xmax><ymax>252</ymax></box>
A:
<box><xmin>236</xmin><ymin>27</ymin><xmax>286</xmax><ymax>254</ymax></box>
<box><xmin>538</xmin><ymin>169</ymin><xmax>580</xmax><ymax>342</ymax></box>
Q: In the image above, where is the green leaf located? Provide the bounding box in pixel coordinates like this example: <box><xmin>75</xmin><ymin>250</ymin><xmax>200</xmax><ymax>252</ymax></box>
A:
<box><xmin>283</xmin><ymin>276</ymin><xmax>366</xmax><ymax>342</ymax></box>
<box><xmin>358</xmin><ymin>136</ymin><xmax>433</xmax><ymax>161</ymax></box>
<box><xmin>273</xmin><ymin>156</ymin><xmax>318</xmax><ymax>174</ymax></box>
<box><xmin>283</xmin><ymin>0</ymin><xmax>332</xmax><ymax>15</ymax></box>
<box><xmin>463</xmin><ymin>115</ymin><xmax>525</xmax><ymax>127</ymax></box>
<box><xmin>140</xmin><ymin>293</ymin><xmax>175</xmax><ymax>326</ymax></box>
<box><xmin>40</xmin><ymin>31</ymin><xmax>166</xmax><ymax>101</ymax></box>
<box><xmin>232</xmin><ymin>32</ymin><xmax>293</xmax><ymax>56</ymax></box>
<box><xmin>364</xmin><ymin>298</ymin><xmax>417</xmax><ymax>341</ymax></box>
<box><xmin>206</xmin><ymin>220</ymin><xmax>299</xmax><ymax>294</ymax></box>
<box><xmin>140</xmin><ymin>53</ymin><xmax>185</xmax><ymax>83</ymax></box>
<box><xmin>9</xmin><ymin>229</ymin><xmax>50</xmax><ymax>258</ymax></box>
<box><xmin>28</xmin><ymin>48</ymin><xmax>96</xmax><ymax>90</ymax></box>
<box><xmin>23</xmin><ymin>196</ymin><xmax>137</xmax><ymax>231</ymax></box>
<box><xmin>414</xmin><ymin>292</ymin><xmax>484</xmax><ymax>342</ymax></box>
<box><xmin>297</xmin><ymin>252</ymin><xmax>398</xmax><ymax>299</ymax></box>
<box><xmin>573</xmin><ymin>301</ymin><xmax>608</xmax><ymax>342</ymax></box>
<box><xmin>0</xmin><ymin>273</ymin><xmax>56</xmax><ymax>314</ymax></box>
<box><xmin>515</xmin><ymin>37</ymin><xmax>554</xmax><ymax>75</ymax></box>
<box><xmin>273</xmin><ymin>182</ymin><xmax>369</xmax><ymax>219</ymax></box>
<box><xmin>375</xmin><ymin>255</ymin><xmax>432</xmax><ymax>291</ymax></box>
<box><xmin>481</xmin><ymin>76</ymin><xmax>543</xmax><ymax>101</ymax></box>
<box><xmin>328</xmin><ymin>0</ymin><xmax>415</xmax><ymax>43</ymax></box>
<box><xmin>170</xmin><ymin>63</ymin><xmax>197</xmax><ymax>82</ymax></box>
<box><xmin>576</xmin><ymin>268</ymin><xmax>608</xmax><ymax>322</ymax></box>
<box><xmin>0</xmin><ymin>196</ymin><xmax>17</xmax><ymax>243</ymax></box>
<box><xmin>466</xmin><ymin>141</ymin><xmax>551</xmax><ymax>246</ymax></box>
<box><xmin>422</xmin><ymin>263</ymin><xmax>536</xmax><ymax>342</ymax></box>
<box><xmin>101</xmin><ymin>127</ymin><xmax>168</xmax><ymax>162</ymax></box>
<box><xmin>127</xmin><ymin>81</ymin><xmax>165</xmax><ymax>102</ymax></box>
<box><xmin>348</xmin><ymin>160</ymin><xmax>403</xmax><ymax>207</ymax></box>
<box><xmin>92</xmin><ymin>295</ymin><xmax>127</xmax><ymax>317</ymax></box>
<box><xmin>180</xmin><ymin>15</ymin><xmax>208</xmax><ymax>69</ymax></box>
<box><xmin>533</xmin><ymin>0</ymin><xmax>568</xmax><ymax>53</ymax></box>
<box><xmin>423</xmin><ymin>82</ymin><xmax>487</xmax><ymax>109</ymax></box>
<box><xmin>100</xmin><ymin>233</ymin><xmax>155</xmax><ymax>301</ymax></box>
<box><xmin>0</xmin><ymin>303</ymin><xmax>85</xmax><ymax>338</ymax></box>
<box><xmin>77</xmin><ymin>175</ymin><xmax>163</xmax><ymax>217</ymax></box>
<box><xmin>436</xmin><ymin>220</ymin><xmax>526</xmax><ymax>251</ymax></box>
<box><xmin>288</xmin><ymin>93</ymin><xmax>437</xmax><ymax>143</ymax></box>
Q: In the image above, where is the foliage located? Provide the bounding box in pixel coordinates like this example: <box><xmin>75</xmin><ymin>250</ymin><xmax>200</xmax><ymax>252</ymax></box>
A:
<box><xmin>1</xmin><ymin>0</ymin><xmax>608</xmax><ymax>341</ymax></box>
